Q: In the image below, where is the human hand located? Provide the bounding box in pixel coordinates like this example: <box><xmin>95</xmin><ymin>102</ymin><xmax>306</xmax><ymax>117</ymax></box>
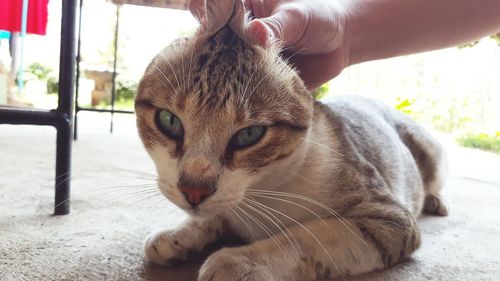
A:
<box><xmin>189</xmin><ymin>0</ymin><xmax>351</xmax><ymax>90</ymax></box>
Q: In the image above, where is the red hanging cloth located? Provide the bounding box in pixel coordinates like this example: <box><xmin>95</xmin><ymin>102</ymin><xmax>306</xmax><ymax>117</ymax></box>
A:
<box><xmin>0</xmin><ymin>0</ymin><xmax>49</xmax><ymax>35</ymax></box>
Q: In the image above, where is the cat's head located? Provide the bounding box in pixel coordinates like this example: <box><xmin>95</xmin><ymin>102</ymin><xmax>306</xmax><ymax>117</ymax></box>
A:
<box><xmin>135</xmin><ymin>0</ymin><xmax>313</xmax><ymax>216</ymax></box>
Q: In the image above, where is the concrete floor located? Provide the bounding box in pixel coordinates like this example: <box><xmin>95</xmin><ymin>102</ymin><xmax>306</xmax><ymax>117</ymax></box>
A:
<box><xmin>1</xmin><ymin>113</ymin><xmax>500</xmax><ymax>281</ymax></box>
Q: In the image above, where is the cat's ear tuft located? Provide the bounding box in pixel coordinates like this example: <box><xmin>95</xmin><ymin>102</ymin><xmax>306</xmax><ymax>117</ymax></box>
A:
<box><xmin>199</xmin><ymin>0</ymin><xmax>249</xmax><ymax>40</ymax></box>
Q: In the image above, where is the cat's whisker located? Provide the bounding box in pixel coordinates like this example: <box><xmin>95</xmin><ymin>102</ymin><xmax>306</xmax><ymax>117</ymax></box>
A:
<box><xmin>151</xmin><ymin>60</ymin><xmax>176</xmax><ymax>90</ymax></box>
<box><xmin>66</xmin><ymin>175</ymin><xmax>157</xmax><ymax>195</ymax></box>
<box><xmin>230</xmin><ymin>206</ymin><xmax>259</xmax><ymax>242</ymax></box>
<box><xmin>89</xmin><ymin>184</ymin><xmax>158</xmax><ymax>198</ymax></box>
<box><xmin>247</xmin><ymin>193</ymin><xmax>332</xmax><ymax>230</ymax></box>
<box><xmin>123</xmin><ymin>190</ymin><xmax>164</xmax><ymax>208</ymax></box>
<box><xmin>55</xmin><ymin>167</ymin><xmax>156</xmax><ymax>189</ymax></box>
<box><xmin>96</xmin><ymin>174</ymin><xmax>156</xmax><ymax>182</ymax></box>
<box><xmin>55</xmin><ymin>171</ymin><xmax>72</xmax><ymax>180</ymax></box>
<box><xmin>54</xmin><ymin>197</ymin><xmax>72</xmax><ymax>209</ymax></box>
<box><xmin>54</xmin><ymin>178</ymin><xmax>160</xmax><ymax>209</ymax></box>
<box><xmin>159</xmin><ymin>53</ymin><xmax>182</xmax><ymax>91</ymax></box>
<box><xmin>241</xmin><ymin>198</ymin><xmax>301</xmax><ymax>257</ymax></box>
<box><xmin>278</xmin><ymin>45</ymin><xmax>296</xmax><ymax>54</ymax></box>
<box><xmin>109</xmin><ymin>168</ymin><xmax>158</xmax><ymax>179</ymax></box>
<box><xmin>244</xmin><ymin>74</ymin><xmax>268</xmax><ymax>109</ymax></box>
<box><xmin>240</xmin><ymin>51</ymin><xmax>269</xmax><ymax>110</ymax></box>
<box><xmin>246</xmin><ymin>189</ymin><xmax>367</xmax><ymax>247</ymax></box>
<box><xmin>300</xmin><ymin>137</ymin><xmax>345</xmax><ymax>158</ymax></box>
<box><xmin>95</xmin><ymin>188</ymin><xmax>160</xmax><ymax>204</ymax></box>
<box><xmin>241</xmin><ymin>55</ymin><xmax>264</xmax><ymax>104</ymax></box>
<box><xmin>241</xmin><ymin>66</ymin><xmax>257</xmax><ymax>100</ymax></box>
<box><xmin>236</xmin><ymin>204</ymin><xmax>285</xmax><ymax>253</ymax></box>
<box><xmin>54</xmin><ymin>173</ymin><xmax>75</xmax><ymax>190</ymax></box>
<box><xmin>77</xmin><ymin>182</ymin><xmax>149</xmax><ymax>200</ymax></box>
<box><xmin>81</xmin><ymin>169</ymin><xmax>157</xmax><ymax>185</ymax></box>
<box><xmin>248</xmin><ymin>191</ymin><xmax>361</xmax><ymax>234</ymax></box>
<box><xmin>243</xmin><ymin>197</ymin><xmax>346</xmax><ymax>281</ymax></box>
<box><xmin>284</xmin><ymin>47</ymin><xmax>307</xmax><ymax>63</ymax></box>
<box><xmin>81</xmin><ymin>191</ymin><xmax>154</xmax><ymax>206</ymax></box>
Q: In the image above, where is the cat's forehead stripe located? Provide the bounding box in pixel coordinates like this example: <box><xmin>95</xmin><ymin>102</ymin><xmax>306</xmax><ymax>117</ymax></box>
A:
<box><xmin>175</xmin><ymin>27</ymin><xmax>257</xmax><ymax>113</ymax></box>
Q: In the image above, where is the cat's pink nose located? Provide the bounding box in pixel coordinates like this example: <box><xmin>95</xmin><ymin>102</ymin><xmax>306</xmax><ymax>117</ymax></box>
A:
<box><xmin>179</xmin><ymin>186</ymin><xmax>216</xmax><ymax>207</ymax></box>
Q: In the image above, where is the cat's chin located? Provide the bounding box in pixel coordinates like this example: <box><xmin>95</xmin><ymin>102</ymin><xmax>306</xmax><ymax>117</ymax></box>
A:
<box><xmin>182</xmin><ymin>203</ymin><xmax>233</xmax><ymax>218</ymax></box>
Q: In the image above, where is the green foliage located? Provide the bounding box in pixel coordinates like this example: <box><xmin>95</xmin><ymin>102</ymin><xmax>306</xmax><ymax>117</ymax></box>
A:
<box><xmin>27</xmin><ymin>62</ymin><xmax>52</xmax><ymax>81</ymax></box>
<box><xmin>492</xmin><ymin>32</ymin><xmax>500</xmax><ymax>46</ymax></box>
<box><xmin>176</xmin><ymin>27</ymin><xmax>197</xmax><ymax>37</ymax></box>
<box><xmin>93</xmin><ymin>79</ymin><xmax>137</xmax><ymax>109</ymax></box>
<box><xmin>429</xmin><ymin>96</ymin><xmax>475</xmax><ymax>133</ymax></box>
<box><xmin>459</xmin><ymin>32</ymin><xmax>500</xmax><ymax>48</ymax></box>
<box><xmin>394</xmin><ymin>97</ymin><xmax>415</xmax><ymax>115</ymax></box>
<box><xmin>312</xmin><ymin>83</ymin><xmax>330</xmax><ymax>100</ymax></box>
<box><xmin>46</xmin><ymin>77</ymin><xmax>59</xmax><ymax>94</ymax></box>
<box><xmin>394</xmin><ymin>95</ymin><xmax>482</xmax><ymax>134</ymax></box>
<box><xmin>458</xmin><ymin>41</ymin><xmax>480</xmax><ymax>49</ymax></box>
<box><xmin>457</xmin><ymin>132</ymin><xmax>500</xmax><ymax>154</ymax></box>
<box><xmin>116</xmin><ymin>79</ymin><xmax>137</xmax><ymax>103</ymax></box>
<box><xmin>397</xmin><ymin>95</ymin><xmax>477</xmax><ymax>133</ymax></box>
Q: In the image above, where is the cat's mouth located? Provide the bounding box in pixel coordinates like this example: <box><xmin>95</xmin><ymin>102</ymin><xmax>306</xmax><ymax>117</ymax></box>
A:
<box><xmin>158</xmin><ymin>180</ymin><xmax>246</xmax><ymax>216</ymax></box>
<box><xmin>181</xmin><ymin>194</ymin><xmax>245</xmax><ymax>217</ymax></box>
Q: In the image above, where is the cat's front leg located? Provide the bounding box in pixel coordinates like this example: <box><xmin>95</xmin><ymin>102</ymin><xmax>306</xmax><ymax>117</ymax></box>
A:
<box><xmin>144</xmin><ymin>215</ymin><xmax>224</xmax><ymax>266</ymax></box>
<box><xmin>199</xmin><ymin>205</ymin><xmax>420</xmax><ymax>281</ymax></box>
<box><xmin>198</xmin><ymin>247</ymin><xmax>276</xmax><ymax>281</ymax></box>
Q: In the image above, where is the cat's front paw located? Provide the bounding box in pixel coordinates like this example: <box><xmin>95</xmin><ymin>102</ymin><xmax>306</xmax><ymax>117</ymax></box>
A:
<box><xmin>198</xmin><ymin>248</ymin><xmax>275</xmax><ymax>281</ymax></box>
<box><xmin>144</xmin><ymin>230</ymin><xmax>198</xmax><ymax>266</ymax></box>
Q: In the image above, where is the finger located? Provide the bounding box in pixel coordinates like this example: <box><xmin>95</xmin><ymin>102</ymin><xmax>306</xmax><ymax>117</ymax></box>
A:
<box><xmin>243</xmin><ymin>0</ymin><xmax>255</xmax><ymax>14</ymax></box>
<box><xmin>290</xmin><ymin>52</ymin><xmax>347</xmax><ymax>90</ymax></box>
<box><xmin>247</xmin><ymin>8</ymin><xmax>306</xmax><ymax>48</ymax></box>
<box><xmin>244</xmin><ymin>0</ymin><xmax>269</xmax><ymax>18</ymax></box>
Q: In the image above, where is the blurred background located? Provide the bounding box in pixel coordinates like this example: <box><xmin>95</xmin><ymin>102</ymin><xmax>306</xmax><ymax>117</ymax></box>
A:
<box><xmin>0</xmin><ymin>0</ymin><xmax>499</xmax><ymax>154</ymax></box>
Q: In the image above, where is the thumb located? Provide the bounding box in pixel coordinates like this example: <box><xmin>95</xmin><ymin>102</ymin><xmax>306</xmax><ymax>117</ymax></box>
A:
<box><xmin>247</xmin><ymin>9</ymin><xmax>305</xmax><ymax>48</ymax></box>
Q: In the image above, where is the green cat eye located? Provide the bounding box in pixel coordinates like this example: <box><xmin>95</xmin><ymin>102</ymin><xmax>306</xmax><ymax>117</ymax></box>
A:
<box><xmin>232</xmin><ymin>126</ymin><xmax>267</xmax><ymax>149</ymax></box>
<box><xmin>156</xmin><ymin>110</ymin><xmax>184</xmax><ymax>140</ymax></box>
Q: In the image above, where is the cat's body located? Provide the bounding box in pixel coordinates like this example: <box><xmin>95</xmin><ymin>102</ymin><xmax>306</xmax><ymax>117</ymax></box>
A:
<box><xmin>135</xmin><ymin>1</ymin><xmax>448</xmax><ymax>280</ymax></box>
<box><xmin>226</xmin><ymin>96</ymin><xmax>446</xmax><ymax>241</ymax></box>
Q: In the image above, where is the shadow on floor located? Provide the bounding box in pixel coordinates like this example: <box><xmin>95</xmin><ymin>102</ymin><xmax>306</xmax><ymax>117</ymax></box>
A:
<box><xmin>141</xmin><ymin>261</ymin><xmax>200</xmax><ymax>281</ymax></box>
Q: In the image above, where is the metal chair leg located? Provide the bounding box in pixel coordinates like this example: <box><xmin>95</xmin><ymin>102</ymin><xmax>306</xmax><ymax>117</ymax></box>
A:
<box><xmin>54</xmin><ymin>0</ymin><xmax>78</xmax><ymax>215</ymax></box>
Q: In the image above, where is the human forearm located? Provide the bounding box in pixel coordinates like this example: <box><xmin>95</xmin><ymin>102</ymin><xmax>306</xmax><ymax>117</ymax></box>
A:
<box><xmin>189</xmin><ymin>0</ymin><xmax>500</xmax><ymax>88</ymax></box>
<box><xmin>347</xmin><ymin>0</ymin><xmax>500</xmax><ymax>65</ymax></box>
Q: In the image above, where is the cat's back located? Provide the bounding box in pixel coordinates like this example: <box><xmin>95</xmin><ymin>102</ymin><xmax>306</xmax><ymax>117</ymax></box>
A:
<box><xmin>313</xmin><ymin>95</ymin><xmax>446</xmax><ymax>214</ymax></box>
<box><xmin>315</xmin><ymin>95</ymin><xmax>410</xmax><ymax>162</ymax></box>
<box><xmin>316</xmin><ymin>95</ymin><xmax>434</xmax><ymax>157</ymax></box>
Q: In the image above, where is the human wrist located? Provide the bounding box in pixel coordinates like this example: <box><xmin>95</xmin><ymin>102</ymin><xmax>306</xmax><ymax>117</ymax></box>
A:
<box><xmin>343</xmin><ymin>0</ymin><xmax>375</xmax><ymax>67</ymax></box>
<box><xmin>344</xmin><ymin>0</ymin><xmax>500</xmax><ymax>66</ymax></box>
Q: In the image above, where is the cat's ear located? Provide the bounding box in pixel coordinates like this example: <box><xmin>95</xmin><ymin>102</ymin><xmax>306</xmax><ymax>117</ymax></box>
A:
<box><xmin>198</xmin><ymin>0</ymin><xmax>248</xmax><ymax>40</ymax></box>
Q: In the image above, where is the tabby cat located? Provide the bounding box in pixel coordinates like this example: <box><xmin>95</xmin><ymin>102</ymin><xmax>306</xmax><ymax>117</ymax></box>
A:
<box><xmin>134</xmin><ymin>0</ymin><xmax>448</xmax><ymax>280</ymax></box>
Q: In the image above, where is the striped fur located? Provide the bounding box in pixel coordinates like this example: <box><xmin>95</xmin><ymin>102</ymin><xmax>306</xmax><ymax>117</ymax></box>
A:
<box><xmin>135</xmin><ymin>1</ymin><xmax>448</xmax><ymax>280</ymax></box>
